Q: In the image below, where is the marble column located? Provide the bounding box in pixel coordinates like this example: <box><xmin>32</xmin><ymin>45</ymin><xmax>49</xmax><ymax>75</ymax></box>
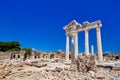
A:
<box><xmin>85</xmin><ymin>30</ymin><xmax>89</xmax><ymax>56</ymax></box>
<box><xmin>71</xmin><ymin>36</ymin><xmax>75</xmax><ymax>61</ymax></box>
<box><xmin>66</xmin><ymin>34</ymin><xmax>69</xmax><ymax>61</ymax></box>
<box><xmin>96</xmin><ymin>27</ymin><xmax>103</xmax><ymax>62</ymax></box>
<box><xmin>74</xmin><ymin>33</ymin><xmax>78</xmax><ymax>59</ymax></box>
<box><xmin>91</xmin><ymin>45</ymin><xmax>94</xmax><ymax>55</ymax></box>
<box><xmin>71</xmin><ymin>33</ymin><xmax>78</xmax><ymax>61</ymax></box>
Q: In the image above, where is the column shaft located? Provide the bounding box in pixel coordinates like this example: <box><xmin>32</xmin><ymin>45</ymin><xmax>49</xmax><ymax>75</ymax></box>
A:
<box><xmin>71</xmin><ymin>36</ymin><xmax>75</xmax><ymax>61</ymax></box>
<box><xmin>85</xmin><ymin>30</ymin><xmax>89</xmax><ymax>55</ymax></box>
<box><xmin>74</xmin><ymin>34</ymin><xmax>78</xmax><ymax>59</ymax></box>
<box><xmin>66</xmin><ymin>35</ymin><xmax>69</xmax><ymax>61</ymax></box>
<box><xmin>91</xmin><ymin>45</ymin><xmax>94</xmax><ymax>55</ymax></box>
<box><xmin>96</xmin><ymin>27</ymin><xmax>103</xmax><ymax>62</ymax></box>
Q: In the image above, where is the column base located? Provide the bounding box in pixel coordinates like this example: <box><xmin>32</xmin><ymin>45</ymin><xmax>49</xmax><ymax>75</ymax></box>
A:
<box><xmin>98</xmin><ymin>60</ymin><xmax>104</xmax><ymax>64</ymax></box>
<box><xmin>97</xmin><ymin>61</ymin><xmax>104</xmax><ymax>67</ymax></box>
<box><xmin>65</xmin><ymin>59</ymin><xmax>71</xmax><ymax>62</ymax></box>
<box><xmin>65</xmin><ymin>59</ymin><xmax>70</xmax><ymax>61</ymax></box>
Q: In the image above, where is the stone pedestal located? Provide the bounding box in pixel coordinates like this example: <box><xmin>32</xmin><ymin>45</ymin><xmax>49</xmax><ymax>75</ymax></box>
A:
<box><xmin>96</xmin><ymin>27</ymin><xmax>103</xmax><ymax>62</ymax></box>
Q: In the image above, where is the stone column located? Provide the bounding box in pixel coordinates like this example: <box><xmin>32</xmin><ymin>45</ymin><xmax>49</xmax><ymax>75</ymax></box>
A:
<box><xmin>66</xmin><ymin>34</ymin><xmax>69</xmax><ymax>61</ymax></box>
<box><xmin>85</xmin><ymin>30</ymin><xmax>89</xmax><ymax>56</ymax></box>
<box><xmin>71</xmin><ymin>33</ymin><xmax>78</xmax><ymax>61</ymax></box>
<box><xmin>74</xmin><ymin>33</ymin><xmax>78</xmax><ymax>59</ymax></box>
<box><xmin>96</xmin><ymin>27</ymin><xmax>103</xmax><ymax>62</ymax></box>
<box><xmin>71</xmin><ymin>36</ymin><xmax>75</xmax><ymax>61</ymax></box>
<box><xmin>91</xmin><ymin>45</ymin><xmax>94</xmax><ymax>55</ymax></box>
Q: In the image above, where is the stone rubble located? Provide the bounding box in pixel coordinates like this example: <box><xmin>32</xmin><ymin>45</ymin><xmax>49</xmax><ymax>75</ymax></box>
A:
<box><xmin>70</xmin><ymin>55</ymin><xmax>97</xmax><ymax>72</ymax></box>
<box><xmin>0</xmin><ymin>58</ymin><xmax>120</xmax><ymax>80</ymax></box>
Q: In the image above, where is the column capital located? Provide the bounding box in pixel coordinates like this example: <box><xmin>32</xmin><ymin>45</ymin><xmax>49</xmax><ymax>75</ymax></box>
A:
<box><xmin>97</xmin><ymin>24</ymin><xmax>102</xmax><ymax>29</ymax></box>
<box><xmin>85</xmin><ymin>27</ymin><xmax>91</xmax><ymax>31</ymax></box>
<box><xmin>96</xmin><ymin>27</ymin><xmax>101</xmax><ymax>32</ymax></box>
<box><xmin>66</xmin><ymin>33</ymin><xmax>69</xmax><ymax>36</ymax></box>
<box><xmin>85</xmin><ymin>29</ymin><xmax>89</xmax><ymax>33</ymax></box>
<box><xmin>71</xmin><ymin>33</ymin><xmax>78</xmax><ymax>37</ymax></box>
<box><xmin>66</xmin><ymin>31</ymin><xmax>70</xmax><ymax>36</ymax></box>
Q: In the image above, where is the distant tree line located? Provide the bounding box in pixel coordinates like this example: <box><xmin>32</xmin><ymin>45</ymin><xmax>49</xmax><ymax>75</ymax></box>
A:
<box><xmin>0</xmin><ymin>41</ymin><xmax>21</xmax><ymax>52</ymax></box>
<box><xmin>103</xmin><ymin>53</ymin><xmax>109</xmax><ymax>56</ymax></box>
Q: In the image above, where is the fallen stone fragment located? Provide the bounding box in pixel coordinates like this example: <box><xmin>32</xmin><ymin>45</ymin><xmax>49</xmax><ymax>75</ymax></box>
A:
<box><xmin>55</xmin><ymin>67</ymin><xmax>63</xmax><ymax>72</ymax></box>
<box><xmin>34</xmin><ymin>63</ymin><xmax>47</xmax><ymax>68</ymax></box>
<box><xmin>69</xmin><ymin>63</ymin><xmax>78</xmax><ymax>71</ymax></box>
<box><xmin>112</xmin><ymin>66</ymin><xmax>120</xmax><ymax>71</ymax></box>
<box><xmin>95</xmin><ymin>72</ymin><xmax>105</xmax><ymax>79</ymax></box>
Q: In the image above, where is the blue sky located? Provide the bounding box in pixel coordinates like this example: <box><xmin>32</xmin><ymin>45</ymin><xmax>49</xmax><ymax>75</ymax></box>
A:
<box><xmin>0</xmin><ymin>0</ymin><xmax>120</xmax><ymax>53</ymax></box>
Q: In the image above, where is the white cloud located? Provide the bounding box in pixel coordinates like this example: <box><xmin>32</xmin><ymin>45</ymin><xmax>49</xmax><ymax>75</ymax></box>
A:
<box><xmin>32</xmin><ymin>48</ymin><xmax>36</xmax><ymax>51</ymax></box>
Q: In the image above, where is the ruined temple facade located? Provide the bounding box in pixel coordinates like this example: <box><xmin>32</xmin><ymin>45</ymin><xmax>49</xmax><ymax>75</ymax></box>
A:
<box><xmin>9</xmin><ymin>50</ymin><xmax>66</xmax><ymax>60</ymax></box>
<box><xmin>10</xmin><ymin>50</ymin><xmax>25</xmax><ymax>60</ymax></box>
<box><xmin>64</xmin><ymin>20</ymin><xmax>103</xmax><ymax>62</ymax></box>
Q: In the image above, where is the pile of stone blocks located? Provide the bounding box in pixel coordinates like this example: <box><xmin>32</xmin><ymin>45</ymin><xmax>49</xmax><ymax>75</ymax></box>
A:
<box><xmin>70</xmin><ymin>55</ymin><xmax>97</xmax><ymax>72</ymax></box>
<box><xmin>69</xmin><ymin>60</ymin><xmax>78</xmax><ymax>71</ymax></box>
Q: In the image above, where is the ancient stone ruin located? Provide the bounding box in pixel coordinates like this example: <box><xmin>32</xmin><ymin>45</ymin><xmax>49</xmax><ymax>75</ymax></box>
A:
<box><xmin>6</xmin><ymin>50</ymin><xmax>65</xmax><ymax>61</ymax></box>
<box><xmin>70</xmin><ymin>55</ymin><xmax>97</xmax><ymax>72</ymax></box>
<box><xmin>63</xmin><ymin>20</ymin><xmax>103</xmax><ymax>63</ymax></box>
<box><xmin>0</xmin><ymin>20</ymin><xmax>120</xmax><ymax>80</ymax></box>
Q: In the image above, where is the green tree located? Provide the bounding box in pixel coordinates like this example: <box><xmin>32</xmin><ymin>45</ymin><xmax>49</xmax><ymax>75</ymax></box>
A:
<box><xmin>0</xmin><ymin>41</ymin><xmax>21</xmax><ymax>52</ymax></box>
<box><xmin>24</xmin><ymin>48</ymin><xmax>32</xmax><ymax>56</ymax></box>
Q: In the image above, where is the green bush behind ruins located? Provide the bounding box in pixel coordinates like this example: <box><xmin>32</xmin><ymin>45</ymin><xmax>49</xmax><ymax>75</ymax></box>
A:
<box><xmin>23</xmin><ymin>48</ymin><xmax>32</xmax><ymax>55</ymax></box>
<box><xmin>0</xmin><ymin>41</ymin><xmax>21</xmax><ymax>52</ymax></box>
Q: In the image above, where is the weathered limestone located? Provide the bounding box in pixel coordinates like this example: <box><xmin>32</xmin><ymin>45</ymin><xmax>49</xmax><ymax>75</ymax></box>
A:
<box><xmin>96</xmin><ymin>27</ymin><xmax>103</xmax><ymax>63</ymax></box>
<box><xmin>71</xmin><ymin>36</ymin><xmax>75</xmax><ymax>61</ymax></box>
<box><xmin>70</xmin><ymin>55</ymin><xmax>97</xmax><ymax>72</ymax></box>
<box><xmin>112</xmin><ymin>66</ymin><xmax>120</xmax><ymax>71</ymax></box>
<box><xmin>95</xmin><ymin>71</ymin><xmax>105</xmax><ymax>79</ymax></box>
<box><xmin>64</xmin><ymin>20</ymin><xmax>103</xmax><ymax>62</ymax></box>
<box><xmin>66</xmin><ymin>34</ymin><xmax>69</xmax><ymax>61</ymax></box>
<box><xmin>85</xmin><ymin>30</ymin><xmax>89</xmax><ymax>55</ymax></box>
<box><xmin>69</xmin><ymin>60</ymin><xmax>78</xmax><ymax>71</ymax></box>
<box><xmin>74</xmin><ymin>33</ymin><xmax>78</xmax><ymax>59</ymax></box>
<box><xmin>0</xmin><ymin>59</ymin><xmax>120</xmax><ymax>80</ymax></box>
<box><xmin>64</xmin><ymin>20</ymin><xmax>80</xmax><ymax>61</ymax></box>
<box><xmin>71</xmin><ymin>33</ymin><xmax>78</xmax><ymax>61</ymax></box>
